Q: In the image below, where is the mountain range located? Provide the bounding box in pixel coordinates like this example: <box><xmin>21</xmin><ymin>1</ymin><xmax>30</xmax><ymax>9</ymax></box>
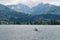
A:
<box><xmin>0</xmin><ymin>3</ymin><xmax>60</xmax><ymax>24</ymax></box>
<box><xmin>0</xmin><ymin>4</ymin><xmax>30</xmax><ymax>22</ymax></box>
<box><xmin>7</xmin><ymin>3</ymin><xmax>60</xmax><ymax>15</ymax></box>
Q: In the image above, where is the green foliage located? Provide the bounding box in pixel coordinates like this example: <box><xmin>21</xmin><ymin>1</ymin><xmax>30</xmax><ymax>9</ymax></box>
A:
<box><xmin>29</xmin><ymin>19</ymin><xmax>60</xmax><ymax>25</ymax></box>
<box><xmin>0</xmin><ymin>19</ymin><xmax>60</xmax><ymax>25</ymax></box>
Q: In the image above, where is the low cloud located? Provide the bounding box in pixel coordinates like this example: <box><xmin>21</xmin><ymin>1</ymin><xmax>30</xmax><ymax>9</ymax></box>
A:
<box><xmin>0</xmin><ymin>0</ymin><xmax>60</xmax><ymax>7</ymax></box>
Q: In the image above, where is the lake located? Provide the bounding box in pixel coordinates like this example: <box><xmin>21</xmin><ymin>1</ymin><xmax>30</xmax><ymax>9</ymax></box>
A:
<box><xmin>0</xmin><ymin>25</ymin><xmax>60</xmax><ymax>40</ymax></box>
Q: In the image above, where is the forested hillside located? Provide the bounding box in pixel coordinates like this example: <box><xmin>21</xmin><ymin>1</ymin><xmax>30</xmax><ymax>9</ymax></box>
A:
<box><xmin>0</xmin><ymin>4</ymin><xmax>60</xmax><ymax>25</ymax></box>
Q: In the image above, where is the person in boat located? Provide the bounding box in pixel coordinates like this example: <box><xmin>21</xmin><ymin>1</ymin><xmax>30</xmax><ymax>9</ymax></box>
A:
<box><xmin>34</xmin><ymin>28</ymin><xmax>38</xmax><ymax>31</ymax></box>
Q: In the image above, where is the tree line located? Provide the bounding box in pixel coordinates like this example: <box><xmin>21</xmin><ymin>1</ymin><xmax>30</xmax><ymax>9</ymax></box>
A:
<box><xmin>0</xmin><ymin>19</ymin><xmax>60</xmax><ymax>25</ymax></box>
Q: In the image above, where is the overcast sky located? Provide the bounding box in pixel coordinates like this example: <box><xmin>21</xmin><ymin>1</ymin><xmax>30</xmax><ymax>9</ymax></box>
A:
<box><xmin>0</xmin><ymin>0</ymin><xmax>60</xmax><ymax>7</ymax></box>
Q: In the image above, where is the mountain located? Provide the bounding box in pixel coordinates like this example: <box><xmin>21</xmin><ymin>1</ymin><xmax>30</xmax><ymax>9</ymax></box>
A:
<box><xmin>6</xmin><ymin>3</ymin><xmax>60</xmax><ymax>21</ymax></box>
<box><xmin>31</xmin><ymin>3</ymin><xmax>52</xmax><ymax>15</ymax></box>
<box><xmin>0</xmin><ymin>4</ymin><xmax>60</xmax><ymax>24</ymax></box>
<box><xmin>7</xmin><ymin>3</ymin><xmax>60</xmax><ymax>15</ymax></box>
<box><xmin>0</xmin><ymin>4</ymin><xmax>30</xmax><ymax>23</ymax></box>
<box><xmin>7</xmin><ymin>4</ymin><xmax>31</xmax><ymax>14</ymax></box>
<box><xmin>31</xmin><ymin>3</ymin><xmax>60</xmax><ymax>15</ymax></box>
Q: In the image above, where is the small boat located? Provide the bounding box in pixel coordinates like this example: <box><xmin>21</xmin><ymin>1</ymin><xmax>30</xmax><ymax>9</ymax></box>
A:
<box><xmin>34</xmin><ymin>28</ymin><xmax>38</xmax><ymax>31</ymax></box>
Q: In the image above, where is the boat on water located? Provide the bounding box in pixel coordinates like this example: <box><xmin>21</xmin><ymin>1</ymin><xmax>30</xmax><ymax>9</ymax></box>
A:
<box><xmin>34</xmin><ymin>28</ymin><xmax>38</xmax><ymax>31</ymax></box>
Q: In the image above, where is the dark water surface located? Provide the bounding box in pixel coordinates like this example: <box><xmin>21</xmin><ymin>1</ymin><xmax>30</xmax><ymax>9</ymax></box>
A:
<box><xmin>0</xmin><ymin>25</ymin><xmax>60</xmax><ymax>40</ymax></box>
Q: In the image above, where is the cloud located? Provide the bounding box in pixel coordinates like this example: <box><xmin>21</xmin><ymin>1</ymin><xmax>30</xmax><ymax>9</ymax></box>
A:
<box><xmin>0</xmin><ymin>0</ymin><xmax>60</xmax><ymax>7</ymax></box>
<box><xmin>49</xmin><ymin>1</ymin><xmax>60</xmax><ymax>6</ymax></box>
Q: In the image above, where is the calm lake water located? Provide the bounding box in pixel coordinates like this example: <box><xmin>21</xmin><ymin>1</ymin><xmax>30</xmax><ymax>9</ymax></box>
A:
<box><xmin>0</xmin><ymin>25</ymin><xmax>60</xmax><ymax>40</ymax></box>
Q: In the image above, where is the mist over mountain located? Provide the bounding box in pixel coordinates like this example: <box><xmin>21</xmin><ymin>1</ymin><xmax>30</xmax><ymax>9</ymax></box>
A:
<box><xmin>7</xmin><ymin>3</ymin><xmax>60</xmax><ymax>20</ymax></box>
<box><xmin>7</xmin><ymin>4</ymin><xmax>31</xmax><ymax>14</ymax></box>
<box><xmin>32</xmin><ymin>3</ymin><xmax>60</xmax><ymax>15</ymax></box>
<box><xmin>7</xmin><ymin>3</ymin><xmax>60</xmax><ymax>15</ymax></box>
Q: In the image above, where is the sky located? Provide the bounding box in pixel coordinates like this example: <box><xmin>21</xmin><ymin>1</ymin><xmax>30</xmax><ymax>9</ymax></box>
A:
<box><xmin>0</xmin><ymin>0</ymin><xmax>60</xmax><ymax>7</ymax></box>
